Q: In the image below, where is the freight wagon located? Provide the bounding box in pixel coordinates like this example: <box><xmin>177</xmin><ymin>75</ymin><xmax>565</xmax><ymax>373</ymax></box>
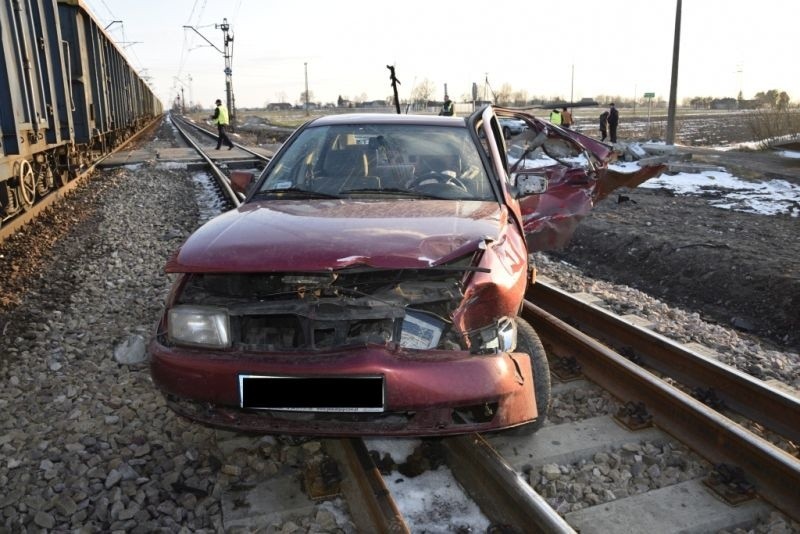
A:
<box><xmin>0</xmin><ymin>0</ymin><xmax>162</xmax><ymax>228</ymax></box>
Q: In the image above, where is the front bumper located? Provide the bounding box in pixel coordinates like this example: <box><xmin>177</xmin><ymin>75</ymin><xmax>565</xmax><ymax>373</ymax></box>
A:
<box><xmin>149</xmin><ymin>340</ymin><xmax>538</xmax><ymax>437</ymax></box>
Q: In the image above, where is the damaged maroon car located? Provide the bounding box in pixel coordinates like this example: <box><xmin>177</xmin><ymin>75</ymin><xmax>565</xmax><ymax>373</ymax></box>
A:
<box><xmin>149</xmin><ymin>105</ymin><xmax>660</xmax><ymax>437</ymax></box>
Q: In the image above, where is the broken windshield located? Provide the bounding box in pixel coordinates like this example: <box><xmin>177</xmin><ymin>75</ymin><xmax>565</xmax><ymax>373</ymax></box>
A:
<box><xmin>257</xmin><ymin>123</ymin><xmax>496</xmax><ymax>201</ymax></box>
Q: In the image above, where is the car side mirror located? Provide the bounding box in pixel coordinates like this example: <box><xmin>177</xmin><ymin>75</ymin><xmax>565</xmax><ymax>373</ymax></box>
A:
<box><xmin>511</xmin><ymin>171</ymin><xmax>548</xmax><ymax>198</ymax></box>
<box><xmin>230</xmin><ymin>170</ymin><xmax>255</xmax><ymax>196</ymax></box>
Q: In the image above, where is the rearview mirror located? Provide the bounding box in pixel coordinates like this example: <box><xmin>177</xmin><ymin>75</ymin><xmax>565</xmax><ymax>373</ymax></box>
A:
<box><xmin>512</xmin><ymin>171</ymin><xmax>548</xmax><ymax>197</ymax></box>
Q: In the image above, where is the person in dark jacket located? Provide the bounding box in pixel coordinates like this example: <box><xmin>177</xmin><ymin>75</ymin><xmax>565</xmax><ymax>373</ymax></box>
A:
<box><xmin>608</xmin><ymin>103</ymin><xmax>619</xmax><ymax>143</ymax></box>
<box><xmin>599</xmin><ymin>110</ymin><xmax>609</xmax><ymax>142</ymax></box>
<box><xmin>561</xmin><ymin>107</ymin><xmax>573</xmax><ymax>129</ymax></box>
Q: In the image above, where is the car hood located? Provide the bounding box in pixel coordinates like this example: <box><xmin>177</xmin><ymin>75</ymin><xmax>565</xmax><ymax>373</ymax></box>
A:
<box><xmin>166</xmin><ymin>200</ymin><xmax>506</xmax><ymax>273</ymax></box>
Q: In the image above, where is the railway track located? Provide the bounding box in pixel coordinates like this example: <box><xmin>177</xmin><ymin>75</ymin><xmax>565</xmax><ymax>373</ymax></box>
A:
<box><xmin>0</xmin><ymin>113</ymin><xmax>264</xmax><ymax>244</ymax></box>
<box><xmin>364</xmin><ymin>280</ymin><xmax>798</xmax><ymax>532</ymax></box>
<box><xmin>0</xmin><ymin>116</ymin><xmax>163</xmax><ymax>245</ymax></box>
<box><xmin>209</xmin><ymin>277</ymin><xmax>799</xmax><ymax>532</ymax></box>
<box><xmin>168</xmin><ymin>114</ymin><xmax>271</xmax><ymax>210</ymax></box>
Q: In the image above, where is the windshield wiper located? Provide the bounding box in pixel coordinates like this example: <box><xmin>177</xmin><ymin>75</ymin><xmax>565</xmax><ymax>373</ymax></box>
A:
<box><xmin>251</xmin><ymin>187</ymin><xmax>341</xmax><ymax>200</ymax></box>
<box><xmin>341</xmin><ymin>187</ymin><xmax>424</xmax><ymax>196</ymax></box>
<box><xmin>341</xmin><ymin>187</ymin><xmax>452</xmax><ymax>200</ymax></box>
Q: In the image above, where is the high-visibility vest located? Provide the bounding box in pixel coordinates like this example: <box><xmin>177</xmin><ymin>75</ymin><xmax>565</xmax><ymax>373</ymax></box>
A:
<box><xmin>214</xmin><ymin>104</ymin><xmax>229</xmax><ymax>125</ymax></box>
<box><xmin>442</xmin><ymin>101</ymin><xmax>454</xmax><ymax>116</ymax></box>
<box><xmin>549</xmin><ymin>110</ymin><xmax>562</xmax><ymax>125</ymax></box>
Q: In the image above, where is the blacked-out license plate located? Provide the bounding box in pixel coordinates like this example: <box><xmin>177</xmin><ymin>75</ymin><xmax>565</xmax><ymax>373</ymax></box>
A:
<box><xmin>239</xmin><ymin>375</ymin><xmax>385</xmax><ymax>412</ymax></box>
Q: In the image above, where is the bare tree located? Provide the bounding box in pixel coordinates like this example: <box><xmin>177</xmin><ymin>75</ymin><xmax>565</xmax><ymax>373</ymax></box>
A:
<box><xmin>495</xmin><ymin>83</ymin><xmax>513</xmax><ymax>105</ymax></box>
<box><xmin>411</xmin><ymin>78</ymin><xmax>436</xmax><ymax>105</ymax></box>
<box><xmin>512</xmin><ymin>90</ymin><xmax>529</xmax><ymax>107</ymax></box>
<box><xmin>778</xmin><ymin>91</ymin><xmax>790</xmax><ymax>111</ymax></box>
<box><xmin>299</xmin><ymin>90</ymin><xmax>315</xmax><ymax>105</ymax></box>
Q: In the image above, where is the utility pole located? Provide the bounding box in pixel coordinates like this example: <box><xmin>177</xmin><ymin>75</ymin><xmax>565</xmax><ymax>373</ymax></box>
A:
<box><xmin>217</xmin><ymin>19</ymin><xmax>235</xmax><ymax>124</ymax></box>
<box><xmin>666</xmin><ymin>0</ymin><xmax>682</xmax><ymax>145</ymax></box>
<box><xmin>570</xmin><ymin>64</ymin><xmax>574</xmax><ymax>106</ymax></box>
<box><xmin>173</xmin><ymin>76</ymin><xmax>188</xmax><ymax>113</ymax></box>
<box><xmin>183</xmin><ymin>19</ymin><xmax>236</xmax><ymax>124</ymax></box>
<box><xmin>304</xmin><ymin>62</ymin><xmax>309</xmax><ymax>116</ymax></box>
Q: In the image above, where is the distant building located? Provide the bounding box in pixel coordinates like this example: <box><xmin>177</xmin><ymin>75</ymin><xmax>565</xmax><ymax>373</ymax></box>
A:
<box><xmin>711</xmin><ymin>98</ymin><xmax>738</xmax><ymax>110</ymax></box>
<box><xmin>266</xmin><ymin>102</ymin><xmax>292</xmax><ymax>111</ymax></box>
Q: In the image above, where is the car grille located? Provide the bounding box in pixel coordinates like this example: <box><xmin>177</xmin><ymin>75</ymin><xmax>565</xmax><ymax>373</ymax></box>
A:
<box><xmin>176</xmin><ymin>268</ymin><xmax>470</xmax><ymax>351</ymax></box>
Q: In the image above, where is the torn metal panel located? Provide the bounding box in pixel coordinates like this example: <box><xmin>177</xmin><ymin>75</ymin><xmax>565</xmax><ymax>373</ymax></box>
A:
<box><xmin>494</xmin><ymin>107</ymin><xmax>668</xmax><ymax>250</ymax></box>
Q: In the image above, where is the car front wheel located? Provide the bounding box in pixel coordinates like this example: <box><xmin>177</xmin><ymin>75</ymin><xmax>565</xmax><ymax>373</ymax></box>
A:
<box><xmin>507</xmin><ymin>317</ymin><xmax>551</xmax><ymax>435</ymax></box>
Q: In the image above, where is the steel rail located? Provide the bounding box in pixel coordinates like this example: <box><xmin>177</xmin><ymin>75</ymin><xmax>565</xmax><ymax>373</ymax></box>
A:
<box><xmin>170</xmin><ymin>115</ymin><xmax>241</xmax><ymax>208</ymax></box>
<box><xmin>522</xmin><ymin>300</ymin><xmax>800</xmax><ymax>521</ymax></box>
<box><xmin>443</xmin><ymin>433</ymin><xmax>576</xmax><ymax>533</ymax></box>
<box><xmin>528</xmin><ymin>281</ymin><xmax>800</xmax><ymax>444</ymax></box>
<box><xmin>171</xmin><ymin>113</ymin><xmax>272</xmax><ymax>163</ymax></box>
<box><xmin>324</xmin><ymin>438</ymin><xmax>410</xmax><ymax>533</ymax></box>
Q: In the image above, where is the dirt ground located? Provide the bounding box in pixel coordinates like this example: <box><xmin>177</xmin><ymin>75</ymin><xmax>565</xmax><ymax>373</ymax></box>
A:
<box><xmin>547</xmin><ymin>147</ymin><xmax>800</xmax><ymax>350</ymax></box>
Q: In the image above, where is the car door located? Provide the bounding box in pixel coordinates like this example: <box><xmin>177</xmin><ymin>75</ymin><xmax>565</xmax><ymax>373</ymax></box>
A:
<box><xmin>490</xmin><ymin>106</ymin><xmax>667</xmax><ymax>251</ymax></box>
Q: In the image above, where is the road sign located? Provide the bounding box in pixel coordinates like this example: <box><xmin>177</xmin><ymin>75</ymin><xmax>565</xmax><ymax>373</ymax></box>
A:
<box><xmin>644</xmin><ymin>92</ymin><xmax>655</xmax><ymax>98</ymax></box>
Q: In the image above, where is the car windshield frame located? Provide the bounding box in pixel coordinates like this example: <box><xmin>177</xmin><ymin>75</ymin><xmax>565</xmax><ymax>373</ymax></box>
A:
<box><xmin>252</xmin><ymin>122</ymin><xmax>499</xmax><ymax>202</ymax></box>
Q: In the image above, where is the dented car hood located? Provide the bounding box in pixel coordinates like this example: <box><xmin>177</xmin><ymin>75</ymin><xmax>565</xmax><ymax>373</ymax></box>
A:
<box><xmin>167</xmin><ymin>199</ymin><xmax>506</xmax><ymax>273</ymax></box>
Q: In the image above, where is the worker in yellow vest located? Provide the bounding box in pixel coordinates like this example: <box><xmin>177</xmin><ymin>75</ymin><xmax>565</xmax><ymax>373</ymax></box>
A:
<box><xmin>439</xmin><ymin>95</ymin><xmax>454</xmax><ymax>116</ymax></box>
<box><xmin>549</xmin><ymin>108</ymin><xmax>562</xmax><ymax>126</ymax></box>
<box><xmin>211</xmin><ymin>99</ymin><xmax>234</xmax><ymax>150</ymax></box>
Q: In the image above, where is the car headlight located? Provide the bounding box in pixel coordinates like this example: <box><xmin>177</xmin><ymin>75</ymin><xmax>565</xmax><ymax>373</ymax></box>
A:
<box><xmin>168</xmin><ymin>305</ymin><xmax>231</xmax><ymax>348</ymax></box>
<box><xmin>471</xmin><ymin>317</ymin><xmax>517</xmax><ymax>354</ymax></box>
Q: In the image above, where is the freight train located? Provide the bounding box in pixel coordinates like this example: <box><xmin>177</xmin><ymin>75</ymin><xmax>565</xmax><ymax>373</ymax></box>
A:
<box><xmin>0</xmin><ymin>0</ymin><xmax>162</xmax><ymax>228</ymax></box>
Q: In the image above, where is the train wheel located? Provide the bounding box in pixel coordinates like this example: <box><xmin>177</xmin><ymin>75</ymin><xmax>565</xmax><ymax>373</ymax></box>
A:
<box><xmin>16</xmin><ymin>160</ymin><xmax>37</xmax><ymax>210</ymax></box>
<box><xmin>505</xmin><ymin>317</ymin><xmax>552</xmax><ymax>436</ymax></box>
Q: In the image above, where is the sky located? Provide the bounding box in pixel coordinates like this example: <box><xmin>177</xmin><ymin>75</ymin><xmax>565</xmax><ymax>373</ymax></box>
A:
<box><xmin>83</xmin><ymin>0</ymin><xmax>800</xmax><ymax>110</ymax></box>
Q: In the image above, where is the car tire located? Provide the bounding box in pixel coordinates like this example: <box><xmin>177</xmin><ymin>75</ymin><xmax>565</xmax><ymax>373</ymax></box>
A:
<box><xmin>503</xmin><ymin>126</ymin><xmax>511</xmax><ymax>139</ymax></box>
<box><xmin>506</xmin><ymin>317</ymin><xmax>551</xmax><ymax>435</ymax></box>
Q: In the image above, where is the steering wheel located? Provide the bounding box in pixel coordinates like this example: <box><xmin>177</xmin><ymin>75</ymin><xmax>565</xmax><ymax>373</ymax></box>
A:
<box><xmin>408</xmin><ymin>172</ymin><xmax>469</xmax><ymax>193</ymax></box>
